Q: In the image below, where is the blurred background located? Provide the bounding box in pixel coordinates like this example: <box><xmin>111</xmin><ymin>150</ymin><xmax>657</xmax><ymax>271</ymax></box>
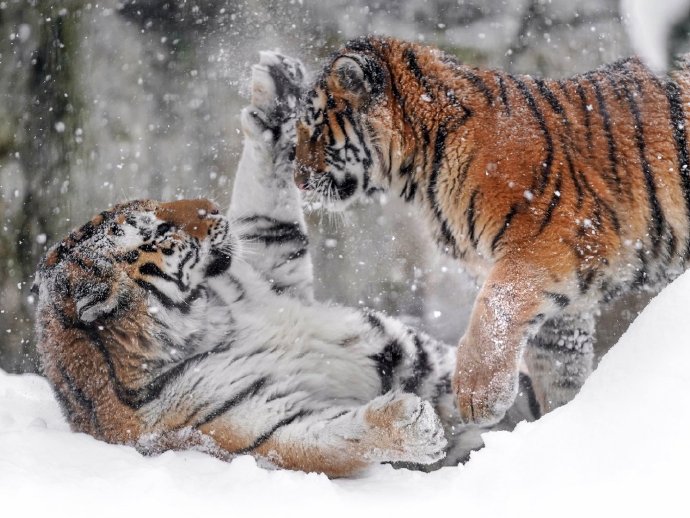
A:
<box><xmin>1</xmin><ymin>0</ymin><xmax>689</xmax><ymax>373</ymax></box>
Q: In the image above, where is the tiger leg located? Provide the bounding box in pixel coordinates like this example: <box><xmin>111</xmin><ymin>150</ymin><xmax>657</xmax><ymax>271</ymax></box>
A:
<box><xmin>453</xmin><ymin>256</ymin><xmax>569</xmax><ymax>425</ymax></box>
<box><xmin>523</xmin><ymin>314</ymin><xmax>595</xmax><ymax>414</ymax></box>
<box><xmin>229</xmin><ymin>52</ymin><xmax>314</xmax><ymax>302</ymax></box>
<box><xmin>249</xmin><ymin>392</ymin><xmax>447</xmax><ymax>477</ymax></box>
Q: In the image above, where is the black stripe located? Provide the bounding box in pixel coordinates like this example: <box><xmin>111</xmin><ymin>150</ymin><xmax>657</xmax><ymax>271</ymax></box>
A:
<box><xmin>577</xmin><ymin>171</ymin><xmax>620</xmax><ymax>233</ymax></box>
<box><xmin>665</xmin><ymin>79</ymin><xmax>690</xmax><ymax>259</ymax></box>
<box><xmin>587</xmin><ymin>77</ymin><xmax>622</xmax><ymax>191</ymax></box>
<box><xmin>135</xmin><ymin>280</ymin><xmax>203</xmax><ymax>314</ymax></box>
<box><xmin>510</xmin><ymin>76</ymin><xmax>553</xmax><ymax>195</ymax></box>
<box><xmin>518</xmin><ymin>372</ymin><xmax>542</xmax><ymax>419</ymax></box>
<box><xmin>369</xmin><ymin>340</ymin><xmax>404</xmax><ymax>393</ymax></box>
<box><xmin>631</xmin><ymin>248</ymin><xmax>649</xmax><ymax>289</ymax></box>
<box><xmin>544</xmin><ymin>291</ymin><xmax>570</xmax><ymax>308</ymax></box>
<box><xmin>399</xmin><ymin>160</ymin><xmax>418</xmax><ymax>202</ymax></box>
<box><xmin>134</xmin><ymin>279</ymin><xmax>175</xmax><ymax>310</ymax></box>
<box><xmin>283</xmin><ymin>247</ymin><xmax>308</xmax><ymax>263</ymax></box>
<box><xmin>401</xmin><ymin>335</ymin><xmax>432</xmax><ymax>393</ymax></box>
<box><xmin>343</xmin><ymin>102</ymin><xmax>373</xmax><ymax>169</ymax></box>
<box><xmin>365</xmin><ymin>311</ymin><xmax>385</xmax><ymax>332</ymax></box>
<box><xmin>574</xmin><ymin>80</ymin><xmax>593</xmax><ymax>151</ymax></box>
<box><xmin>241</xmin><ymin>222</ymin><xmax>308</xmax><ymax>246</ymax></box>
<box><xmin>403</xmin><ymin>47</ymin><xmax>433</xmax><ymax>100</ymax></box>
<box><xmin>195</xmin><ymin>377</ymin><xmax>269</xmax><ymax>427</ymax></box>
<box><xmin>563</xmin><ymin>149</ymin><xmax>584</xmax><ymax>209</ymax></box>
<box><xmin>467</xmin><ymin>189</ymin><xmax>479</xmax><ymax>247</ymax></box>
<box><xmin>56</xmin><ymin>364</ymin><xmax>101</xmax><ymax>433</ymax></box>
<box><xmin>534</xmin><ymin>78</ymin><xmax>566</xmax><ymax>117</ymax></box>
<box><xmin>426</xmin><ymin>124</ymin><xmax>457</xmax><ymax>252</ymax></box>
<box><xmin>176</xmin><ymin>248</ymin><xmax>197</xmax><ymax>281</ymax></box>
<box><xmin>491</xmin><ymin>203</ymin><xmax>519</xmax><ymax>253</ymax></box>
<box><xmin>232</xmin><ymin>410</ymin><xmax>313</xmax><ymax>455</ymax></box>
<box><xmin>497</xmin><ymin>74</ymin><xmax>510</xmax><ymax>114</ymax></box>
<box><xmin>50</xmin><ymin>384</ymin><xmax>76</xmax><ymax>420</ymax></box>
<box><xmin>537</xmin><ymin>172</ymin><xmax>562</xmax><ymax>233</ymax></box>
<box><xmin>458</xmin><ymin>68</ymin><xmax>494</xmax><ymax>105</ymax></box>
<box><xmin>622</xmin><ymin>80</ymin><xmax>665</xmax><ymax>257</ymax></box>
<box><xmin>139</xmin><ymin>262</ymin><xmax>179</xmax><ymax>286</ymax></box>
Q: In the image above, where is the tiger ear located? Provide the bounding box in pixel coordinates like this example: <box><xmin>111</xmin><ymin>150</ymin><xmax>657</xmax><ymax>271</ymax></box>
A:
<box><xmin>329</xmin><ymin>56</ymin><xmax>371</xmax><ymax>102</ymax></box>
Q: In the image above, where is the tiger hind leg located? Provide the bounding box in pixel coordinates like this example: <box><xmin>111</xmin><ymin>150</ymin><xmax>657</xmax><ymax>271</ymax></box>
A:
<box><xmin>251</xmin><ymin>391</ymin><xmax>447</xmax><ymax>477</ymax></box>
<box><xmin>523</xmin><ymin>314</ymin><xmax>595</xmax><ymax>414</ymax></box>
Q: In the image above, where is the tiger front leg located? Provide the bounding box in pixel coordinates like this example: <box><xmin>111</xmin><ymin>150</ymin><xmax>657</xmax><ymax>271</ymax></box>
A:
<box><xmin>251</xmin><ymin>392</ymin><xmax>447</xmax><ymax>477</ymax></box>
<box><xmin>230</xmin><ymin>52</ymin><xmax>315</xmax><ymax>301</ymax></box>
<box><xmin>454</xmin><ymin>257</ymin><xmax>570</xmax><ymax>425</ymax></box>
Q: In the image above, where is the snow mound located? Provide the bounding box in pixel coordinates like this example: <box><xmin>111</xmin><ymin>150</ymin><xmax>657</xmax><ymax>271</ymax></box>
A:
<box><xmin>3</xmin><ymin>271</ymin><xmax>690</xmax><ymax>516</ymax></box>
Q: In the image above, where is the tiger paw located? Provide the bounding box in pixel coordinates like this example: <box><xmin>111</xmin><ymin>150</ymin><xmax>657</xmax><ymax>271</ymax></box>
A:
<box><xmin>250</xmin><ymin>51</ymin><xmax>306</xmax><ymax>128</ymax></box>
<box><xmin>453</xmin><ymin>363</ymin><xmax>518</xmax><ymax>426</ymax></box>
<box><xmin>363</xmin><ymin>392</ymin><xmax>447</xmax><ymax>465</ymax></box>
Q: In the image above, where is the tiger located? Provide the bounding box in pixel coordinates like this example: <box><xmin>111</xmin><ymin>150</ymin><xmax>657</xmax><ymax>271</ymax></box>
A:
<box><xmin>32</xmin><ymin>51</ymin><xmax>537</xmax><ymax>477</ymax></box>
<box><xmin>294</xmin><ymin>35</ymin><xmax>690</xmax><ymax>426</ymax></box>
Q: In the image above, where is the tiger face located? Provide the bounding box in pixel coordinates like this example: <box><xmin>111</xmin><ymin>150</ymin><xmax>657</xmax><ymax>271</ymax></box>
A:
<box><xmin>295</xmin><ymin>44</ymin><xmax>394</xmax><ymax>210</ymax></box>
<box><xmin>35</xmin><ymin>199</ymin><xmax>236</xmax><ymax>324</ymax></box>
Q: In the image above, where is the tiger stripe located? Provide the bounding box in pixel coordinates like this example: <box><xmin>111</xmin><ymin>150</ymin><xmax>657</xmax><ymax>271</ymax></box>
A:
<box><xmin>665</xmin><ymin>79</ymin><xmax>690</xmax><ymax>258</ymax></box>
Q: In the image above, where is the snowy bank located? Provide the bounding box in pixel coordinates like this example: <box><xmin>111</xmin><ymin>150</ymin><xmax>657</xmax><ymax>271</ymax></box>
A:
<box><xmin>3</xmin><ymin>271</ymin><xmax>690</xmax><ymax>517</ymax></box>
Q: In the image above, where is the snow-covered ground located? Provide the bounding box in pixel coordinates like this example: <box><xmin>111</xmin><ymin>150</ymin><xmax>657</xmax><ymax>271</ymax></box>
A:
<box><xmin>3</xmin><ymin>271</ymin><xmax>690</xmax><ymax>517</ymax></box>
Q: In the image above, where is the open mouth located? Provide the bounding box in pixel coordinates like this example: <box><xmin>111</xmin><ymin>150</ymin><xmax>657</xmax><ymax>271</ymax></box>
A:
<box><xmin>294</xmin><ymin>165</ymin><xmax>316</xmax><ymax>191</ymax></box>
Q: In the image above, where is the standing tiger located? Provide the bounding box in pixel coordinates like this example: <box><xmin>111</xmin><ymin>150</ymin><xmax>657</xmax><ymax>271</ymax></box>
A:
<box><xmin>294</xmin><ymin>35</ymin><xmax>690</xmax><ymax>425</ymax></box>
<box><xmin>33</xmin><ymin>51</ymin><xmax>536</xmax><ymax>477</ymax></box>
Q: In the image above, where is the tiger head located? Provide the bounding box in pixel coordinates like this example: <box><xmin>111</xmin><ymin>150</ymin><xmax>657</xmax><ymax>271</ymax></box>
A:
<box><xmin>295</xmin><ymin>38</ymin><xmax>395</xmax><ymax>210</ymax></box>
<box><xmin>34</xmin><ymin>199</ymin><xmax>236</xmax><ymax>325</ymax></box>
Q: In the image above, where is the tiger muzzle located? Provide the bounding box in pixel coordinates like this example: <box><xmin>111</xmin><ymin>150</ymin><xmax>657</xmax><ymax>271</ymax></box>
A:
<box><xmin>294</xmin><ymin>165</ymin><xmax>315</xmax><ymax>190</ymax></box>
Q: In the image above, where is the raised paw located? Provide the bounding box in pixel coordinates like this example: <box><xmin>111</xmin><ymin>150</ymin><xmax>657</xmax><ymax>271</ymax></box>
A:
<box><xmin>250</xmin><ymin>51</ymin><xmax>307</xmax><ymax>128</ymax></box>
<box><xmin>363</xmin><ymin>392</ymin><xmax>447</xmax><ymax>465</ymax></box>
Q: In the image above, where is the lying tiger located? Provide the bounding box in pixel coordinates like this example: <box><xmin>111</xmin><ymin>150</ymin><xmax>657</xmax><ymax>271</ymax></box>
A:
<box><xmin>294</xmin><ymin>36</ymin><xmax>690</xmax><ymax>425</ymax></box>
<box><xmin>33</xmin><ymin>52</ymin><xmax>536</xmax><ymax>477</ymax></box>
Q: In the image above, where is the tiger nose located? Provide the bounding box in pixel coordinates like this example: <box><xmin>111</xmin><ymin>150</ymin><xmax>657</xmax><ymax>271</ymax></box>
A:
<box><xmin>294</xmin><ymin>165</ymin><xmax>313</xmax><ymax>190</ymax></box>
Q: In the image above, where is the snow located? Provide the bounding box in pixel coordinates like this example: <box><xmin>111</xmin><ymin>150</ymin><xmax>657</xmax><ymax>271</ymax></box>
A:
<box><xmin>3</xmin><ymin>270</ymin><xmax>690</xmax><ymax>516</ymax></box>
<box><xmin>622</xmin><ymin>0</ymin><xmax>690</xmax><ymax>71</ymax></box>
